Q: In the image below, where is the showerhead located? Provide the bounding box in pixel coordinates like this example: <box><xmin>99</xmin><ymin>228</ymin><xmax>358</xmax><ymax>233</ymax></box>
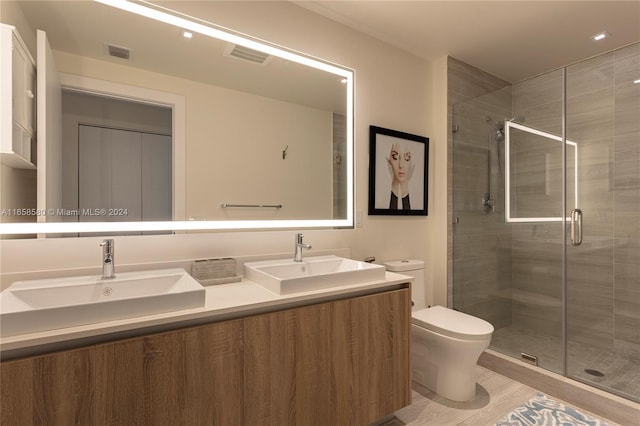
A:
<box><xmin>483</xmin><ymin>115</ymin><xmax>525</xmax><ymax>178</ymax></box>
<box><xmin>494</xmin><ymin>115</ymin><xmax>525</xmax><ymax>142</ymax></box>
<box><xmin>495</xmin><ymin>122</ymin><xmax>506</xmax><ymax>142</ymax></box>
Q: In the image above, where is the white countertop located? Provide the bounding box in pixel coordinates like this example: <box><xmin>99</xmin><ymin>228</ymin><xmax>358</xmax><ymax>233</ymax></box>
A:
<box><xmin>0</xmin><ymin>271</ymin><xmax>412</xmax><ymax>359</ymax></box>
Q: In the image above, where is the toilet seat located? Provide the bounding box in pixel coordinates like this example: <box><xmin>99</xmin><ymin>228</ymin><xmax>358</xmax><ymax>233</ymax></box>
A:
<box><xmin>412</xmin><ymin>305</ymin><xmax>493</xmax><ymax>341</ymax></box>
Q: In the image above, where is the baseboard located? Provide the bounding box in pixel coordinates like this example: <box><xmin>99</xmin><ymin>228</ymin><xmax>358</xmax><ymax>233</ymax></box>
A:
<box><xmin>479</xmin><ymin>349</ymin><xmax>640</xmax><ymax>426</ymax></box>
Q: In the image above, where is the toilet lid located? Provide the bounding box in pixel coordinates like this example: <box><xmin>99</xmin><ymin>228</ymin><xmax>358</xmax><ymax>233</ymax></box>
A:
<box><xmin>412</xmin><ymin>305</ymin><xmax>494</xmax><ymax>341</ymax></box>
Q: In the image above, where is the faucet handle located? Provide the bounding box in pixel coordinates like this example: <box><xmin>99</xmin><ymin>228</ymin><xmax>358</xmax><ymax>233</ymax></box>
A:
<box><xmin>100</xmin><ymin>239</ymin><xmax>116</xmax><ymax>279</ymax></box>
<box><xmin>100</xmin><ymin>239</ymin><xmax>114</xmax><ymax>252</ymax></box>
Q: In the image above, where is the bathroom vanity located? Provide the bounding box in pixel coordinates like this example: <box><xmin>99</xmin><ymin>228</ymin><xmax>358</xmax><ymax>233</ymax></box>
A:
<box><xmin>0</xmin><ymin>273</ymin><xmax>411</xmax><ymax>425</ymax></box>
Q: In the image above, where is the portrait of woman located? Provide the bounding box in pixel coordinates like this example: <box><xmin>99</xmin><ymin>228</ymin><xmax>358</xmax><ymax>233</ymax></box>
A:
<box><xmin>369</xmin><ymin>126</ymin><xmax>428</xmax><ymax>216</ymax></box>
<box><xmin>387</xmin><ymin>142</ymin><xmax>414</xmax><ymax>210</ymax></box>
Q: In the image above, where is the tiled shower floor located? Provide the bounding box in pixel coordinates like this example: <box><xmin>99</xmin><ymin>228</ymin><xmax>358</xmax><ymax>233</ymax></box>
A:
<box><xmin>491</xmin><ymin>325</ymin><xmax>640</xmax><ymax>402</ymax></box>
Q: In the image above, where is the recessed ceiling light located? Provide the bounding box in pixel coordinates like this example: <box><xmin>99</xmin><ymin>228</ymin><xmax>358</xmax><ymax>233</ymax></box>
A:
<box><xmin>634</xmin><ymin>79</ymin><xmax>640</xmax><ymax>84</ymax></box>
<box><xmin>182</xmin><ymin>30</ymin><xmax>193</xmax><ymax>39</ymax></box>
<box><xmin>592</xmin><ymin>31</ymin><xmax>610</xmax><ymax>41</ymax></box>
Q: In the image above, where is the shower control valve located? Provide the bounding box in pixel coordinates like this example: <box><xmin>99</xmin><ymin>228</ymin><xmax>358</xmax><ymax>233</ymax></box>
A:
<box><xmin>482</xmin><ymin>193</ymin><xmax>495</xmax><ymax>212</ymax></box>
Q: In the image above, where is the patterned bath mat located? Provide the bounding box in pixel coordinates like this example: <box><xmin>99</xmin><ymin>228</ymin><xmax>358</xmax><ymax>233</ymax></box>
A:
<box><xmin>495</xmin><ymin>392</ymin><xmax>610</xmax><ymax>426</ymax></box>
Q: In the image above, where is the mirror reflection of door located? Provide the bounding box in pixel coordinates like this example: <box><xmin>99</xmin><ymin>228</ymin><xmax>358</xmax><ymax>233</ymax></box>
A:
<box><xmin>62</xmin><ymin>91</ymin><xmax>172</xmax><ymax>236</ymax></box>
<box><xmin>78</xmin><ymin>125</ymin><xmax>171</xmax><ymax>234</ymax></box>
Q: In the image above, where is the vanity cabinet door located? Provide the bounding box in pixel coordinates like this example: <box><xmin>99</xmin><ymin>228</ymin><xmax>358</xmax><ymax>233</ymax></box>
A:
<box><xmin>244</xmin><ymin>300</ymin><xmax>344</xmax><ymax>425</ymax></box>
<box><xmin>243</xmin><ymin>288</ymin><xmax>411</xmax><ymax>426</ymax></box>
<box><xmin>94</xmin><ymin>319</ymin><xmax>244</xmax><ymax>426</ymax></box>
<box><xmin>350</xmin><ymin>287</ymin><xmax>412</xmax><ymax>421</ymax></box>
<box><xmin>0</xmin><ymin>346</ymin><xmax>95</xmax><ymax>425</ymax></box>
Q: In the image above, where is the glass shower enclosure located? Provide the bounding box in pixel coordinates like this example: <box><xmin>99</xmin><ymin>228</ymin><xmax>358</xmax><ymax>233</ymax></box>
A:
<box><xmin>452</xmin><ymin>42</ymin><xmax>640</xmax><ymax>402</ymax></box>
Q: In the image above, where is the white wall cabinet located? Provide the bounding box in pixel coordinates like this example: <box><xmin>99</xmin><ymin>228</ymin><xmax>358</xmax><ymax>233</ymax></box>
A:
<box><xmin>0</xmin><ymin>24</ymin><xmax>36</xmax><ymax>169</ymax></box>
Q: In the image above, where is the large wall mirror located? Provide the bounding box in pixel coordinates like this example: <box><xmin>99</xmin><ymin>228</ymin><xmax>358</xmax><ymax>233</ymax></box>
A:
<box><xmin>0</xmin><ymin>0</ymin><xmax>354</xmax><ymax>236</ymax></box>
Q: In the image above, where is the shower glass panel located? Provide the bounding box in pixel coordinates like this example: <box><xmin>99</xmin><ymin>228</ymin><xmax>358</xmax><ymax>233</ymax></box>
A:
<box><xmin>452</xmin><ymin>86</ymin><xmax>513</xmax><ymax>333</ymax></box>
<box><xmin>452</xmin><ymin>78</ymin><xmax>565</xmax><ymax>375</ymax></box>
<box><xmin>453</xmin><ymin>68</ymin><xmax>567</xmax><ymax>376</ymax></box>
<box><xmin>453</xmin><ymin>43</ymin><xmax>640</xmax><ymax>402</ymax></box>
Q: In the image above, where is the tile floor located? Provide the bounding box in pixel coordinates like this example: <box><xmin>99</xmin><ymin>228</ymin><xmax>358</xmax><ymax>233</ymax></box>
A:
<box><xmin>383</xmin><ymin>365</ymin><xmax>623</xmax><ymax>426</ymax></box>
<box><xmin>491</xmin><ymin>325</ymin><xmax>640</xmax><ymax>401</ymax></box>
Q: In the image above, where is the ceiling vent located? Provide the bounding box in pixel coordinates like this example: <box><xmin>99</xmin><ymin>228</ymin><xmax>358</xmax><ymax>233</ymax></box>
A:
<box><xmin>224</xmin><ymin>44</ymin><xmax>272</xmax><ymax>65</ymax></box>
<box><xmin>104</xmin><ymin>43</ymin><xmax>132</xmax><ymax>60</ymax></box>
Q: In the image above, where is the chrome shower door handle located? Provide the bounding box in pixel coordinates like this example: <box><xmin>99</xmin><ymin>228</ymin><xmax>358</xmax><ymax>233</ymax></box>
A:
<box><xmin>571</xmin><ymin>208</ymin><xmax>582</xmax><ymax>246</ymax></box>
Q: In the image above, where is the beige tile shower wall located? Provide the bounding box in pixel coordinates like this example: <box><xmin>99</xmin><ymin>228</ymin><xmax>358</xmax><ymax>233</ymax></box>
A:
<box><xmin>511</xmin><ymin>223</ymin><xmax>563</xmax><ymax>339</ymax></box>
<box><xmin>612</xmin><ymin>43</ymin><xmax>640</xmax><ymax>356</ymax></box>
<box><xmin>510</xmin><ymin>42</ymin><xmax>640</xmax><ymax>354</ymax></box>
<box><xmin>447</xmin><ymin>57</ymin><xmax>512</xmax><ymax>328</ymax></box>
<box><xmin>332</xmin><ymin>113</ymin><xmax>347</xmax><ymax>219</ymax></box>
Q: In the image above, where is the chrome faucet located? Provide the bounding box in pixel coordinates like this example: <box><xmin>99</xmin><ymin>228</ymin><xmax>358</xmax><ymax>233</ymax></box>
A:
<box><xmin>100</xmin><ymin>239</ymin><xmax>115</xmax><ymax>279</ymax></box>
<box><xmin>294</xmin><ymin>233</ymin><xmax>312</xmax><ymax>262</ymax></box>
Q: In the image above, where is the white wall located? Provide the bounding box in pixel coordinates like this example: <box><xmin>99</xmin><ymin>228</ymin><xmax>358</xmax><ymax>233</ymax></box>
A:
<box><xmin>185</xmin><ymin>90</ymin><xmax>333</xmax><ymax>221</ymax></box>
<box><xmin>37</xmin><ymin>30</ymin><xmax>64</xmax><ymax>222</ymax></box>
<box><xmin>430</xmin><ymin>56</ymin><xmax>449</xmax><ymax>306</ymax></box>
<box><xmin>0</xmin><ymin>1</ymin><xmax>35</xmax><ymax>54</ymax></box>
<box><xmin>0</xmin><ymin>165</ymin><xmax>36</xmax><ymax>226</ymax></box>
<box><xmin>0</xmin><ymin>1</ymin><xmax>449</xmax><ymax>305</ymax></box>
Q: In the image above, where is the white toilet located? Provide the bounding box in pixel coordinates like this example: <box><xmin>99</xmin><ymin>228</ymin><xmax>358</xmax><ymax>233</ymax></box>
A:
<box><xmin>385</xmin><ymin>260</ymin><xmax>494</xmax><ymax>402</ymax></box>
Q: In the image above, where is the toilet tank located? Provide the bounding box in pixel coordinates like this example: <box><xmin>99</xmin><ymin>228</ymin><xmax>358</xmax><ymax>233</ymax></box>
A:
<box><xmin>384</xmin><ymin>260</ymin><xmax>426</xmax><ymax>311</ymax></box>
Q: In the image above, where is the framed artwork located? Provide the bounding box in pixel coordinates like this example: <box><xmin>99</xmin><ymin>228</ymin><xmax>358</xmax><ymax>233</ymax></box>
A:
<box><xmin>368</xmin><ymin>125</ymin><xmax>429</xmax><ymax>216</ymax></box>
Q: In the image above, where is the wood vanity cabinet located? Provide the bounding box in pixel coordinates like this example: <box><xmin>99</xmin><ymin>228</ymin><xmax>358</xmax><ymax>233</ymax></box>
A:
<box><xmin>1</xmin><ymin>287</ymin><xmax>410</xmax><ymax>425</ymax></box>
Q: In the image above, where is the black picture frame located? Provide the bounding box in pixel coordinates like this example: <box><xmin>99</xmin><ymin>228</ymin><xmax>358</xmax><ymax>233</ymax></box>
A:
<box><xmin>368</xmin><ymin>125</ymin><xmax>429</xmax><ymax>216</ymax></box>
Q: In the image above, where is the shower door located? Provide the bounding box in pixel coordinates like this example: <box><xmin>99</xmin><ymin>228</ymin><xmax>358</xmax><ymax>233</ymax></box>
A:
<box><xmin>564</xmin><ymin>44</ymin><xmax>640</xmax><ymax>402</ymax></box>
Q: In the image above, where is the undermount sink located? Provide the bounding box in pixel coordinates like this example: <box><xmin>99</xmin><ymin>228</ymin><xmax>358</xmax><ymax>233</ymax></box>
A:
<box><xmin>244</xmin><ymin>255</ymin><xmax>385</xmax><ymax>295</ymax></box>
<box><xmin>0</xmin><ymin>268</ymin><xmax>205</xmax><ymax>337</ymax></box>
